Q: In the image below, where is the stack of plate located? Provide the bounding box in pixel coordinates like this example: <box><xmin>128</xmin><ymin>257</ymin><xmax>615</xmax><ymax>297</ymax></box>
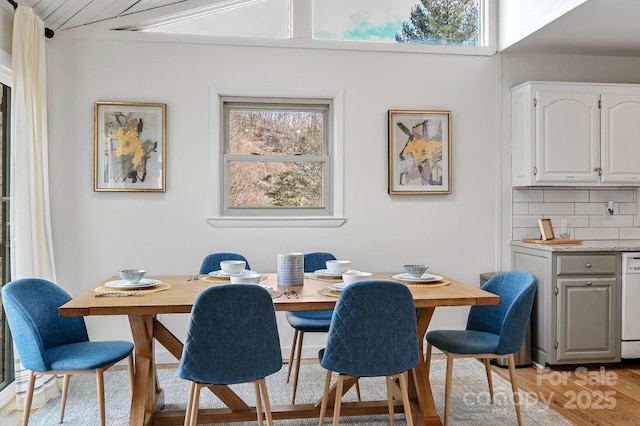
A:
<box><xmin>277</xmin><ymin>252</ymin><xmax>304</xmax><ymax>286</ymax></box>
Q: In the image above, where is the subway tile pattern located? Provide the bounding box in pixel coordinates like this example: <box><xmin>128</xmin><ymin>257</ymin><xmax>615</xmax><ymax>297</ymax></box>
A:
<box><xmin>512</xmin><ymin>188</ymin><xmax>640</xmax><ymax>241</ymax></box>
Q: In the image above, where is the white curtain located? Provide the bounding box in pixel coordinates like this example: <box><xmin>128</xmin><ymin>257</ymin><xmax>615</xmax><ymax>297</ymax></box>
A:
<box><xmin>10</xmin><ymin>6</ymin><xmax>58</xmax><ymax>410</ymax></box>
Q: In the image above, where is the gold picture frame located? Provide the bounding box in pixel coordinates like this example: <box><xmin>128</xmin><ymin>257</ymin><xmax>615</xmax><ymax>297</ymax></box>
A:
<box><xmin>94</xmin><ymin>101</ymin><xmax>166</xmax><ymax>192</ymax></box>
<box><xmin>388</xmin><ymin>110</ymin><xmax>452</xmax><ymax>194</ymax></box>
<box><xmin>538</xmin><ymin>218</ymin><xmax>555</xmax><ymax>240</ymax></box>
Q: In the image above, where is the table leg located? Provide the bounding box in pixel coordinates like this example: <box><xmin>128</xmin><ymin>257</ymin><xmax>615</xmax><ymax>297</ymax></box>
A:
<box><xmin>408</xmin><ymin>307</ymin><xmax>442</xmax><ymax>426</ymax></box>
<box><xmin>128</xmin><ymin>314</ymin><xmax>160</xmax><ymax>426</ymax></box>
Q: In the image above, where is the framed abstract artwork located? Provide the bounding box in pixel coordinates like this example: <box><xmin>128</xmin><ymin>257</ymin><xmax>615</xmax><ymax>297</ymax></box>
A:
<box><xmin>94</xmin><ymin>101</ymin><xmax>166</xmax><ymax>192</ymax></box>
<box><xmin>388</xmin><ymin>110</ymin><xmax>451</xmax><ymax>194</ymax></box>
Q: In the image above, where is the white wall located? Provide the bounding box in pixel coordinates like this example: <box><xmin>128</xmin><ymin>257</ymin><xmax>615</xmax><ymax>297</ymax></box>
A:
<box><xmin>46</xmin><ymin>30</ymin><xmax>501</xmax><ymax>360</ymax></box>
<box><xmin>498</xmin><ymin>0</ymin><xmax>587</xmax><ymax>51</ymax></box>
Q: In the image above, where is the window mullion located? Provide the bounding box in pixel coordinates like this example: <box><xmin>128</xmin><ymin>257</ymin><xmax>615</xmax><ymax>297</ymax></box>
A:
<box><xmin>225</xmin><ymin>154</ymin><xmax>328</xmax><ymax>162</ymax></box>
<box><xmin>291</xmin><ymin>0</ymin><xmax>312</xmax><ymax>39</ymax></box>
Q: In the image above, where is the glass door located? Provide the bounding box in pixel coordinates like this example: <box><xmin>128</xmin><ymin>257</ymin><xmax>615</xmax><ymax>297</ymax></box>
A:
<box><xmin>0</xmin><ymin>83</ymin><xmax>13</xmax><ymax>391</ymax></box>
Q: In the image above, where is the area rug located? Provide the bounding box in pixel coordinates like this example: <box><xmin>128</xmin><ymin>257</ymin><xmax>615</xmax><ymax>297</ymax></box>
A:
<box><xmin>28</xmin><ymin>358</ymin><xmax>574</xmax><ymax>425</ymax></box>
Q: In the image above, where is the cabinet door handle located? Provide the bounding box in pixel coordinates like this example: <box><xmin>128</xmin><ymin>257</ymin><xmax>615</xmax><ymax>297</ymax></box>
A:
<box><xmin>585</xmin><ymin>263</ymin><xmax>592</xmax><ymax>268</ymax></box>
<box><xmin>586</xmin><ymin>281</ymin><xmax>593</xmax><ymax>286</ymax></box>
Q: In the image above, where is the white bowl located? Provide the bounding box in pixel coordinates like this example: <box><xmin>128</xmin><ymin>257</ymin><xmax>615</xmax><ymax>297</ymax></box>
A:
<box><xmin>403</xmin><ymin>264</ymin><xmax>428</xmax><ymax>278</ymax></box>
<box><xmin>119</xmin><ymin>269</ymin><xmax>147</xmax><ymax>284</ymax></box>
<box><xmin>326</xmin><ymin>260</ymin><xmax>351</xmax><ymax>274</ymax></box>
<box><xmin>342</xmin><ymin>270</ymin><xmax>372</xmax><ymax>285</ymax></box>
<box><xmin>220</xmin><ymin>260</ymin><xmax>246</xmax><ymax>274</ymax></box>
<box><xmin>230</xmin><ymin>272</ymin><xmax>261</xmax><ymax>284</ymax></box>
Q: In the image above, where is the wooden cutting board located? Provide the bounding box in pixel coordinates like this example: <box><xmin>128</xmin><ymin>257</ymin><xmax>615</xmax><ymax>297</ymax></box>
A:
<box><xmin>522</xmin><ymin>238</ymin><xmax>583</xmax><ymax>245</ymax></box>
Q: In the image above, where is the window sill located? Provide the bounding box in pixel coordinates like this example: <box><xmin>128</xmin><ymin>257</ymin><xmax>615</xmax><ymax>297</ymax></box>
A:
<box><xmin>207</xmin><ymin>216</ymin><xmax>346</xmax><ymax>228</ymax></box>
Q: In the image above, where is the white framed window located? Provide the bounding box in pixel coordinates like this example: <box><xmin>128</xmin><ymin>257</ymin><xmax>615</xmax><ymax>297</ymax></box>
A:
<box><xmin>209</xmin><ymin>88</ymin><xmax>345</xmax><ymax>228</ymax></box>
<box><xmin>133</xmin><ymin>0</ymin><xmax>496</xmax><ymax>56</ymax></box>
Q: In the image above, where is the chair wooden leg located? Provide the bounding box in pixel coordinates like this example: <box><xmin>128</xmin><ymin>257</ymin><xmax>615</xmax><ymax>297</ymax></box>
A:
<box><xmin>385</xmin><ymin>376</ymin><xmax>395</xmax><ymax>426</ymax></box>
<box><xmin>483</xmin><ymin>358</ymin><xmax>494</xmax><ymax>403</ymax></box>
<box><xmin>96</xmin><ymin>369</ymin><xmax>106</xmax><ymax>426</ymax></box>
<box><xmin>507</xmin><ymin>354</ymin><xmax>523</xmax><ymax>426</ymax></box>
<box><xmin>355</xmin><ymin>379</ymin><xmax>362</xmax><ymax>402</ymax></box>
<box><xmin>189</xmin><ymin>383</ymin><xmax>203</xmax><ymax>426</ymax></box>
<box><xmin>254</xmin><ymin>381</ymin><xmax>264</xmax><ymax>426</ymax></box>
<box><xmin>332</xmin><ymin>375</ymin><xmax>345</xmax><ymax>426</ymax></box>
<box><xmin>291</xmin><ymin>331</ymin><xmax>305</xmax><ymax>404</ymax></box>
<box><xmin>59</xmin><ymin>374</ymin><xmax>71</xmax><ymax>423</ymax></box>
<box><xmin>426</xmin><ymin>342</ymin><xmax>433</xmax><ymax>374</ymax></box>
<box><xmin>184</xmin><ymin>382</ymin><xmax>196</xmax><ymax>426</ymax></box>
<box><xmin>318</xmin><ymin>369</ymin><xmax>332</xmax><ymax>426</ymax></box>
<box><xmin>444</xmin><ymin>353</ymin><xmax>454</xmax><ymax>426</ymax></box>
<box><xmin>127</xmin><ymin>353</ymin><xmax>135</xmax><ymax>395</ymax></box>
<box><xmin>398</xmin><ymin>371</ymin><xmax>414</xmax><ymax>426</ymax></box>
<box><xmin>259</xmin><ymin>378</ymin><xmax>274</xmax><ymax>426</ymax></box>
<box><xmin>22</xmin><ymin>371</ymin><xmax>36</xmax><ymax>426</ymax></box>
<box><xmin>286</xmin><ymin>329</ymin><xmax>299</xmax><ymax>383</ymax></box>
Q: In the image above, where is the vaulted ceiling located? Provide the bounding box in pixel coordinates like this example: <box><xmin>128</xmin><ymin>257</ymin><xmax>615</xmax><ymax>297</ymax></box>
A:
<box><xmin>13</xmin><ymin>0</ymin><xmax>220</xmax><ymax>33</ymax></box>
<box><xmin>9</xmin><ymin>0</ymin><xmax>640</xmax><ymax>57</ymax></box>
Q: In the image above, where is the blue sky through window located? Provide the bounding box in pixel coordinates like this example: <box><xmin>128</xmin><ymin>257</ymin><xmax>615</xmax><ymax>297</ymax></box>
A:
<box><xmin>313</xmin><ymin>0</ymin><xmax>419</xmax><ymax>42</ymax></box>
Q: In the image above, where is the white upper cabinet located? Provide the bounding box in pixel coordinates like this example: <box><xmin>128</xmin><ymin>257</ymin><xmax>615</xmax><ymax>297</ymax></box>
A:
<box><xmin>511</xmin><ymin>81</ymin><xmax>640</xmax><ymax>187</ymax></box>
<box><xmin>600</xmin><ymin>93</ymin><xmax>640</xmax><ymax>184</ymax></box>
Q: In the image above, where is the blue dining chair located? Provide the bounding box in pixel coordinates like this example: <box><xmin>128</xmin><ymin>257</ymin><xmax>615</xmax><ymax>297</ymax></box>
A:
<box><xmin>198</xmin><ymin>252</ymin><xmax>251</xmax><ymax>274</ymax></box>
<box><xmin>425</xmin><ymin>271</ymin><xmax>536</xmax><ymax>426</ymax></box>
<box><xmin>318</xmin><ymin>280</ymin><xmax>420</xmax><ymax>426</ymax></box>
<box><xmin>179</xmin><ymin>284</ymin><xmax>282</xmax><ymax>426</ymax></box>
<box><xmin>1</xmin><ymin>278</ymin><xmax>134</xmax><ymax>426</ymax></box>
<box><xmin>286</xmin><ymin>252</ymin><xmax>353</xmax><ymax>405</ymax></box>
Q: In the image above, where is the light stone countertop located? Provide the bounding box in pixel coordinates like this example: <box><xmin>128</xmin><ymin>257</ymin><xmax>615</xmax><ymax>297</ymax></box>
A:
<box><xmin>509</xmin><ymin>240</ymin><xmax>640</xmax><ymax>252</ymax></box>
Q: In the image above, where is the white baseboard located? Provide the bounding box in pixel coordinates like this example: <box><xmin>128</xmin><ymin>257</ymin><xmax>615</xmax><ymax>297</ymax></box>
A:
<box><xmin>0</xmin><ymin>382</ymin><xmax>16</xmax><ymax>411</ymax></box>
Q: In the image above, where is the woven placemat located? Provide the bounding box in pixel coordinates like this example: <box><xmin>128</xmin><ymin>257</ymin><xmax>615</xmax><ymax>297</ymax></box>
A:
<box><xmin>317</xmin><ymin>287</ymin><xmax>342</xmax><ymax>298</ymax></box>
<box><xmin>316</xmin><ymin>280</ymin><xmax>451</xmax><ymax>297</ymax></box>
<box><xmin>94</xmin><ymin>282</ymin><xmax>172</xmax><ymax>296</ymax></box>
<box><xmin>392</xmin><ymin>279</ymin><xmax>451</xmax><ymax>288</ymax></box>
<box><xmin>305</xmin><ymin>273</ymin><xmax>342</xmax><ymax>282</ymax></box>
<box><xmin>201</xmin><ymin>275</ymin><xmax>231</xmax><ymax>283</ymax></box>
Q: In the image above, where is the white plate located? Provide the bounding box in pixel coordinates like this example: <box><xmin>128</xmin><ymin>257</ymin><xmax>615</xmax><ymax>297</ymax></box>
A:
<box><xmin>105</xmin><ymin>279</ymin><xmax>162</xmax><ymax>289</ymax></box>
<box><xmin>328</xmin><ymin>283</ymin><xmax>349</xmax><ymax>291</ymax></box>
<box><xmin>314</xmin><ymin>269</ymin><xmax>344</xmax><ymax>277</ymax></box>
<box><xmin>208</xmin><ymin>270</ymin><xmax>249</xmax><ymax>277</ymax></box>
<box><xmin>392</xmin><ymin>273</ymin><xmax>444</xmax><ymax>283</ymax></box>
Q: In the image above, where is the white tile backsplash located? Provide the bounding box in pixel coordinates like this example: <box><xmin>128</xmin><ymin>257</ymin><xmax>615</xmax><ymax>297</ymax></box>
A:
<box><xmin>528</xmin><ymin>202</ymin><xmax>575</xmax><ymax>215</ymax></box>
<box><xmin>512</xmin><ymin>188</ymin><xmax>639</xmax><ymax>241</ymax></box>
<box><xmin>543</xmin><ymin>189</ymin><xmax>589</xmax><ymax>202</ymax></box>
<box><xmin>589</xmin><ymin>189</ymin><xmax>635</xmax><ymax>202</ymax></box>
<box><xmin>513</xmin><ymin>190</ymin><xmax>544</xmax><ymax>202</ymax></box>
<box><xmin>575</xmin><ymin>227</ymin><xmax>620</xmax><ymax>240</ymax></box>
<box><xmin>512</xmin><ymin>203</ymin><xmax>529</xmax><ymax>215</ymax></box>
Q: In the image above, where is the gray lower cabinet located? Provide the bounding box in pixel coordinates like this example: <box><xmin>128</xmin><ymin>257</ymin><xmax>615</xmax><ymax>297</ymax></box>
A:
<box><xmin>511</xmin><ymin>245</ymin><xmax>621</xmax><ymax>365</ymax></box>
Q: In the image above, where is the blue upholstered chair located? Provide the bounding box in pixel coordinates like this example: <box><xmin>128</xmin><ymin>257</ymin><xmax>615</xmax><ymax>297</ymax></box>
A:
<box><xmin>318</xmin><ymin>280</ymin><xmax>420</xmax><ymax>426</ymax></box>
<box><xmin>285</xmin><ymin>252</ymin><xmax>345</xmax><ymax>405</ymax></box>
<box><xmin>426</xmin><ymin>271</ymin><xmax>536</xmax><ymax>426</ymax></box>
<box><xmin>1</xmin><ymin>278</ymin><xmax>134</xmax><ymax>426</ymax></box>
<box><xmin>198</xmin><ymin>252</ymin><xmax>251</xmax><ymax>274</ymax></box>
<box><xmin>179</xmin><ymin>284</ymin><xmax>282</xmax><ymax>426</ymax></box>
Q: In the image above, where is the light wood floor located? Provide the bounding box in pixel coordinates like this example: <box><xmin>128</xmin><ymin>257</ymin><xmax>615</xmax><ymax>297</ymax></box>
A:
<box><xmin>2</xmin><ymin>360</ymin><xmax>639</xmax><ymax>425</ymax></box>
<box><xmin>492</xmin><ymin>359</ymin><xmax>640</xmax><ymax>425</ymax></box>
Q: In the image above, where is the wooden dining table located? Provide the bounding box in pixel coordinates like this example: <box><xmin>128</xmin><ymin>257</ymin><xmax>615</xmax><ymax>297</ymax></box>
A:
<box><xmin>59</xmin><ymin>272</ymin><xmax>499</xmax><ymax>426</ymax></box>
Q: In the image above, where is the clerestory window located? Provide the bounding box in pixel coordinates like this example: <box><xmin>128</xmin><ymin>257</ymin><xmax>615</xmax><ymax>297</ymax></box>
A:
<box><xmin>134</xmin><ymin>0</ymin><xmax>494</xmax><ymax>55</ymax></box>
